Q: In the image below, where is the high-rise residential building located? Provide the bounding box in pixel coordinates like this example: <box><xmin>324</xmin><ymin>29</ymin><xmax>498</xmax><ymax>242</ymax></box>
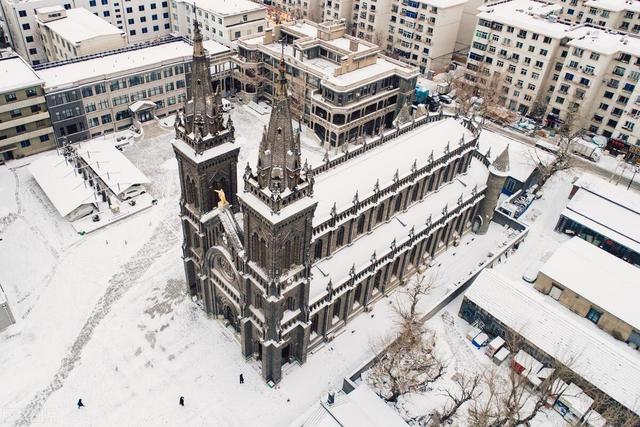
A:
<box><xmin>555</xmin><ymin>0</ymin><xmax>640</xmax><ymax>34</ymax></box>
<box><xmin>350</xmin><ymin>0</ymin><xmax>486</xmax><ymax>74</ymax></box>
<box><xmin>34</xmin><ymin>36</ymin><xmax>232</xmax><ymax>142</ymax></box>
<box><xmin>0</xmin><ymin>53</ymin><xmax>55</xmax><ymax>162</ymax></box>
<box><xmin>0</xmin><ymin>0</ymin><xmax>172</xmax><ymax>65</ymax></box>
<box><xmin>170</xmin><ymin>0</ymin><xmax>267</xmax><ymax>48</ymax></box>
<box><xmin>233</xmin><ymin>19</ymin><xmax>418</xmax><ymax>148</ymax></box>
<box><xmin>35</xmin><ymin>6</ymin><xmax>126</xmax><ymax>62</ymax></box>
<box><xmin>322</xmin><ymin>0</ymin><xmax>353</xmax><ymax>23</ymax></box>
<box><xmin>465</xmin><ymin>0</ymin><xmax>576</xmax><ymax>115</ymax></box>
<box><xmin>267</xmin><ymin>0</ymin><xmax>323</xmax><ymax>21</ymax></box>
<box><xmin>546</xmin><ymin>28</ymin><xmax>640</xmax><ymax>149</ymax></box>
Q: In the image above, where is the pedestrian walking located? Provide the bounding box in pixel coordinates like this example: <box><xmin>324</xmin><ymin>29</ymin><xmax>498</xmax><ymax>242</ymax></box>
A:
<box><xmin>77</xmin><ymin>399</ymin><xmax>84</xmax><ymax>409</ymax></box>
<box><xmin>179</xmin><ymin>396</ymin><xmax>184</xmax><ymax>406</ymax></box>
<box><xmin>239</xmin><ymin>373</ymin><xmax>244</xmax><ymax>384</ymax></box>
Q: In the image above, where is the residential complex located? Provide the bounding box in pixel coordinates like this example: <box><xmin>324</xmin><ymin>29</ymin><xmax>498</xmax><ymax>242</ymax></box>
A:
<box><xmin>36</xmin><ymin>7</ymin><xmax>126</xmax><ymax>62</ymax></box>
<box><xmin>34</xmin><ymin>36</ymin><xmax>232</xmax><ymax>142</ymax></box>
<box><xmin>545</xmin><ymin>28</ymin><xmax>640</xmax><ymax>147</ymax></box>
<box><xmin>0</xmin><ymin>54</ymin><xmax>55</xmax><ymax>162</ymax></box>
<box><xmin>233</xmin><ymin>19</ymin><xmax>418</xmax><ymax>147</ymax></box>
<box><xmin>266</xmin><ymin>0</ymin><xmax>323</xmax><ymax>21</ymax></box>
<box><xmin>0</xmin><ymin>0</ymin><xmax>172</xmax><ymax>65</ymax></box>
<box><xmin>170</xmin><ymin>0</ymin><xmax>267</xmax><ymax>47</ymax></box>
<box><xmin>556</xmin><ymin>0</ymin><xmax>640</xmax><ymax>33</ymax></box>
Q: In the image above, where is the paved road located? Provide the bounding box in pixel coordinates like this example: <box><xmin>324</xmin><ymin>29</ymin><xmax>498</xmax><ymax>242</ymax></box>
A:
<box><xmin>482</xmin><ymin>122</ymin><xmax>640</xmax><ymax>191</ymax></box>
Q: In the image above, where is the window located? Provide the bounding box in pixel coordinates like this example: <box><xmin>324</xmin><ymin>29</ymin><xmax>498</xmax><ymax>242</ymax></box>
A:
<box><xmin>88</xmin><ymin>117</ymin><xmax>100</xmax><ymax>128</ymax></box>
<box><xmin>151</xmin><ymin>2</ymin><xmax>156</xmax><ymax>8</ymax></box>
<box><xmin>28</xmin><ymin>48</ymin><xmax>37</xmax><ymax>55</ymax></box>
<box><xmin>586</xmin><ymin>307</ymin><xmax>602</xmax><ymax>323</ymax></box>
<box><xmin>85</xmin><ymin>102</ymin><xmax>96</xmax><ymax>113</ymax></box>
<box><xmin>589</xmin><ymin>52</ymin><xmax>600</xmax><ymax>60</ymax></box>
<box><xmin>128</xmin><ymin>18</ymin><xmax>134</xmax><ymax>24</ymax></box>
<box><xmin>153</xmin><ymin>25</ymin><xmax>159</xmax><ymax>31</ymax></box>
<box><xmin>22</xmin><ymin>23</ymin><xmax>30</xmax><ymax>30</ymax></box>
<box><xmin>89</xmin><ymin>0</ymin><xmax>96</xmax><ymax>5</ymax></box>
<box><xmin>81</xmin><ymin>87</ymin><xmax>93</xmax><ymax>97</ymax></box>
<box><xmin>18</xmin><ymin>10</ymin><xmax>27</xmax><ymax>16</ymax></box>
<box><xmin>16</xmin><ymin>125</ymin><xmax>27</xmax><ymax>133</ymax></box>
<box><xmin>26</xmin><ymin>36</ymin><xmax>33</xmax><ymax>43</ymax></box>
<box><xmin>103</xmin><ymin>11</ymin><xmax>110</xmax><ymax>16</ymax></box>
<box><xmin>20</xmin><ymin>140</ymin><xmax>31</xmax><ymax>148</ymax></box>
<box><xmin>39</xmin><ymin>134</ymin><xmax>50</xmax><ymax>142</ymax></box>
<box><xmin>101</xmin><ymin>114</ymin><xmax>112</xmax><ymax>124</ymax></box>
<box><xmin>140</xmin><ymin>16</ymin><xmax>146</xmax><ymax>22</ymax></box>
<box><xmin>30</xmin><ymin>105</ymin><xmax>41</xmax><ymax>113</ymax></box>
<box><xmin>152</xmin><ymin>14</ymin><xmax>157</xmax><ymax>20</ymax></box>
<box><xmin>142</xmin><ymin>27</ymin><xmax>148</xmax><ymax>33</ymax></box>
<box><xmin>10</xmin><ymin>109</ymin><xmax>22</xmax><ymax>118</ymax></box>
<box><xmin>176</xmin><ymin>80</ymin><xmax>185</xmax><ymax>89</ymax></box>
<box><xmin>138</xmin><ymin>5</ymin><xmax>144</xmax><ymax>10</ymax></box>
<box><xmin>234</xmin><ymin>31</ymin><xmax>241</xmax><ymax>39</ymax></box>
<box><xmin>126</xmin><ymin>7</ymin><xmax>132</xmax><ymax>12</ymax></box>
<box><xmin>94</xmin><ymin>84</ymin><xmax>106</xmax><ymax>94</ymax></box>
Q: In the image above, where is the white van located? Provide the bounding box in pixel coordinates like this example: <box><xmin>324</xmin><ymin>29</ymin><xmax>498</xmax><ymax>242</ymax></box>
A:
<box><xmin>121</xmin><ymin>184</ymin><xmax>146</xmax><ymax>200</ymax></box>
<box><xmin>222</xmin><ymin>98</ymin><xmax>232</xmax><ymax>112</ymax></box>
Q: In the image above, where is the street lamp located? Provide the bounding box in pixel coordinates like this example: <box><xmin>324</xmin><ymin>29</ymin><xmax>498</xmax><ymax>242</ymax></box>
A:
<box><xmin>627</xmin><ymin>166</ymin><xmax>639</xmax><ymax>190</ymax></box>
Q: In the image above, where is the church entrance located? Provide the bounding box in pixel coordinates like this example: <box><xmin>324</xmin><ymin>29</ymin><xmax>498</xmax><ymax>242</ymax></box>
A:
<box><xmin>281</xmin><ymin>343</ymin><xmax>291</xmax><ymax>363</ymax></box>
<box><xmin>223</xmin><ymin>304</ymin><xmax>238</xmax><ymax>332</ymax></box>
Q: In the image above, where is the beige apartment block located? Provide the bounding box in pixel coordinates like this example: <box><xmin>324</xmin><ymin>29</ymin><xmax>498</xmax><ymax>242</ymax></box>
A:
<box><xmin>36</xmin><ymin>7</ymin><xmax>127</xmax><ymax>62</ymax></box>
<box><xmin>269</xmin><ymin>0</ymin><xmax>323</xmax><ymax>21</ymax></box>
<box><xmin>534</xmin><ymin>237</ymin><xmax>640</xmax><ymax>346</ymax></box>
<box><xmin>555</xmin><ymin>0</ymin><xmax>640</xmax><ymax>34</ymax></box>
<box><xmin>546</xmin><ymin>28</ymin><xmax>640</xmax><ymax>147</ymax></box>
<box><xmin>0</xmin><ymin>54</ymin><xmax>55</xmax><ymax>162</ymax></box>
<box><xmin>323</xmin><ymin>0</ymin><xmax>354</xmax><ymax>23</ymax></box>
<box><xmin>232</xmin><ymin>19</ymin><xmax>418</xmax><ymax>148</ymax></box>
<box><xmin>170</xmin><ymin>0</ymin><xmax>267</xmax><ymax>48</ymax></box>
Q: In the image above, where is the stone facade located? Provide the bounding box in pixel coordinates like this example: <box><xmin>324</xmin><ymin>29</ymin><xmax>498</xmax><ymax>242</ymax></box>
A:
<box><xmin>175</xmin><ymin>23</ymin><xmax>501</xmax><ymax>383</ymax></box>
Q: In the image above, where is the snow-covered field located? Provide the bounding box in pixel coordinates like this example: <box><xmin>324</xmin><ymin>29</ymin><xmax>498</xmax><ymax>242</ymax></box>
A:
<box><xmin>0</xmin><ymin>107</ymin><xmax>523</xmax><ymax>427</ymax></box>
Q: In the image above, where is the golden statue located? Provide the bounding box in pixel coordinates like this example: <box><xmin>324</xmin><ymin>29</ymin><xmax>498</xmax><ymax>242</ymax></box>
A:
<box><xmin>215</xmin><ymin>189</ymin><xmax>228</xmax><ymax>208</ymax></box>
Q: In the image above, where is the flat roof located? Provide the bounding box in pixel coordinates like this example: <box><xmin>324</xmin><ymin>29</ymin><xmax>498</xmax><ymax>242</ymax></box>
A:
<box><xmin>0</xmin><ymin>55</ymin><xmax>42</xmax><ymax>93</ymax></box>
<box><xmin>479</xmin><ymin>0</ymin><xmax>571</xmax><ymax>38</ymax></box>
<box><xmin>539</xmin><ymin>237</ymin><xmax>640</xmax><ymax>329</ymax></box>
<box><xmin>584</xmin><ymin>0</ymin><xmax>640</xmax><ymax>13</ymax></box>
<box><xmin>566</xmin><ymin>27</ymin><xmax>640</xmax><ymax>57</ymax></box>
<box><xmin>35</xmin><ymin>39</ymin><xmax>229</xmax><ymax>91</ymax></box>
<box><xmin>29</xmin><ymin>153</ymin><xmax>97</xmax><ymax>217</ymax></box>
<box><xmin>76</xmin><ymin>141</ymin><xmax>149</xmax><ymax>195</ymax></box>
<box><xmin>561</xmin><ymin>176</ymin><xmax>640</xmax><ymax>254</ymax></box>
<box><xmin>176</xmin><ymin>0</ymin><xmax>265</xmax><ymax>16</ymax></box>
<box><xmin>465</xmin><ymin>269</ymin><xmax>640</xmax><ymax>416</ymax></box>
<box><xmin>40</xmin><ymin>8</ymin><xmax>124</xmax><ymax>44</ymax></box>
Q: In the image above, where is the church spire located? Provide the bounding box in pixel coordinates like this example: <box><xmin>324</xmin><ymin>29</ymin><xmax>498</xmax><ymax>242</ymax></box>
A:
<box><xmin>256</xmin><ymin>52</ymin><xmax>301</xmax><ymax>193</ymax></box>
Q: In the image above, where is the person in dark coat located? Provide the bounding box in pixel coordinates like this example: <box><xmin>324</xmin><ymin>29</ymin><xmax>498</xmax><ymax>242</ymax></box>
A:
<box><xmin>239</xmin><ymin>374</ymin><xmax>244</xmax><ymax>384</ymax></box>
<box><xmin>179</xmin><ymin>396</ymin><xmax>184</xmax><ymax>406</ymax></box>
<box><xmin>77</xmin><ymin>399</ymin><xmax>84</xmax><ymax>409</ymax></box>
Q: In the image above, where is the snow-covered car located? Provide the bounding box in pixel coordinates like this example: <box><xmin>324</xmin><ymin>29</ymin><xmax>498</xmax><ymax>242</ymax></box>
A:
<box><xmin>439</xmin><ymin>94</ymin><xmax>454</xmax><ymax>105</ymax></box>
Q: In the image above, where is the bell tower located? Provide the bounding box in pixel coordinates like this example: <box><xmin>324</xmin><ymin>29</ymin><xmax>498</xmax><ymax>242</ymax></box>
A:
<box><xmin>173</xmin><ymin>19</ymin><xmax>240</xmax><ymax>297</ymax></box>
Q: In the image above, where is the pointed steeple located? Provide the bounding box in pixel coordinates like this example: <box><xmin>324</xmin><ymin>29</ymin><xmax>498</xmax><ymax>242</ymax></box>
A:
<box><xmin>256</xmin><ymin>52</ymin><xmax>301</xmax><ymax>193</ymax></box>
<box><xmin>490</xmin><ymin>146</ymin><xmax>510</xmax><ymax>175</ymax></box>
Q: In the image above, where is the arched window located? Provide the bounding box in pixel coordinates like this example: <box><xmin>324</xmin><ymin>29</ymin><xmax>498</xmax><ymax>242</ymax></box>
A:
<box><xmin>286</xmin><ymin>296</ymin><xmax>296</xmax><ymax>310</ymax></box>
<box><xmin>192</xmin><ymin>232</ymin><xmax>200</xmax><ymax>248</ymax></box>
<box><xmin>284</xmin><ymin>240</ymin><xmax>292</xmax><ymax>268</ymax></box>
<box><xmin>254</xmin><ymin>293</ymin><xmax>262</xmax><ymax>309</ymax></box>
<box><xmin>314</xmin><ymin>239</ymin><xmax>323</xmax><ymax>260</ymax></box>
<box><xmin>411</xmin><ymin>184</ymin><xmax>420</xmax><ymax>202</ymax></box>
<box><xmin>259</xmin><ymin>238</ymin><xmax>267</xmax><ymax>267</ymax></box>
<box><xmin>394</xmin><ymin>194</ymin><xmax>403</xmax><ymax>213</ymax></box>
<box><xmin>357</xmin><ymin>215</ymin><xmax>365</xmax><ymax>233</ymax></box>
<box><xmin>251</xmin><ymin>233</ymin><xmax>259</xmax><ymax>262</ymax></box>
<box><xmin>336</xmin><ymin>226</ymin><xmax>345</xmax><ymax>247</ymax></box>
<box><xmin>293</xmin><ymin>235</ymin><xmax>300</xmax><ymax>265</ymax></box>
<box><xmin>376</xmin><ymin>204</ymin><xmax>385</xmax><ymax>223</ymax></box>
<box><xmin>373</xmin><ymin>270</ymin><xmax>382</xmax><ymax>291</ymax></box>
<box><xmin>392</xmin><ymin>258</ymin><xmax>401</xmax><ymax>276</ymax></box>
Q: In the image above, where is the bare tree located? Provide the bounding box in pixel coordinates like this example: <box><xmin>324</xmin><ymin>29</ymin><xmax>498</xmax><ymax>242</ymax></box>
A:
<box><xmin>367</xmin><ymin>275</ymin><xmax>446</xmax><ymax>404</ymax></box>
<box><xmin>430</xmin><ymin>371</ymin><xmax>482</xmax><ymax>425</ymax></box>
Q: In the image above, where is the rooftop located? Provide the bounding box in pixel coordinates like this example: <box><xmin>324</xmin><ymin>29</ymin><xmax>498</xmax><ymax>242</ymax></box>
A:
<box><xmin>35</xmin><ymin>39</ymin><xmax>229</xmax><ymax>91</ymax></box>
<box><xmin>0</xmin><ymin>55</ymin><xmax>42</xmax><ymax>93</ymax></box>
<box><xmin>566</xmin><ymin>27</ymin><xmax>640</xmax><ymax>58</ymax></box>
<box><xmin>479</xmin><ymin>0</ymin><xmax>572</xmax><ymax>38</ymax></box>
<box><xmin>465</xmin><ymin>269</ymin><xmax>640</xmax><ymax>416</ymax></box>
<box><xmin>175</xmin><ymin>0</ymin><xmax>265</xmax><ymax>16</ymax></box>
<box><xmin>539</xmin><ymin>237</ymin><xmax>640</xmax><ymax>329</ymax></box>
<box><xmin>76</xmin><ymin>141</ymin><xmax>150</xmax><ymax>196</ymax></box>
<box><xmin>28</xmin><ymin>153</ymin><xmax>97</xmax><ymax>218</ymax></box>
<box><xmin>38</xmin><ymin>8</ymin><xmax>124</xmax><ymax>44</ymax></box>
<box><xmin>310</xmin><ymin>156</ymin><xmax>488</xmax><ymax>301</ymax></box>
<box><xmin>312</xmin><ymin>118</ymin><xmax>475</xmax><ymax>226</ymax></box>
<box><xmin>561</xmin><ymin>174</ymin><xmax>640</xmax><ymax>254</ymax></box>
<box><xmin>584</xmin><ymin>0</ymin><xmax>640</xmax><ymax>13</ymax></box>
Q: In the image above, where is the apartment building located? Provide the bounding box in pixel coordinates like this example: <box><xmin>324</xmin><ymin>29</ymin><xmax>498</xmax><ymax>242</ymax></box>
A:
<box><xmin>546</xmin><ymin>28</ymin><xmax>640</xmax><ymax>147</ymax></box>
<box><xmin>556</xmin><ymin>0</ymin><xmax>640</xmax><ymax>34</ymax></box>
<box><xmin>232</xmin><ymin>19</ymin><xmax>419</xmax><ymax>147</ymax></box>
<box><xmin>33</xmin><ymin>36</ymin><xmax>232</xmax><ymax>142</ymax></box>
<box><xmin>36</xmin><ymin>6</ymin><xmax>126</xmax><ymax>62</ymax></box>
<box><xmin>170</xmin><ymin>0</ymin><xmax>267</xmax><ymax>48</ymax></box>
<box><xmin>0</xmin><ymin>54</ymin><xmax>55</xmax><ymax>162</ymax></box>
<box><xmin>0</xmin><ymin>0</ymin><xmax>172</xmax><ymax>65</ymax></box>
<box><xmin>267</xmin><ymin>0</ymin><xmax>323</xmax><ymax>21</ymax></box>
<box><xmin>465</xmin><ymin>0</ymin><xmax>578</xmax><ymax>114</ymax></box>
<box><xmin>322</xmin><ymin>0</ymin><xmax>353</xmax><ymax>23</ymax></box>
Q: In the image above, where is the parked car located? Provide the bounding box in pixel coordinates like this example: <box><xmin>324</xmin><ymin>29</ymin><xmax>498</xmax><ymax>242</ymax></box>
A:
<box><xmin>439</xmin><ymin>94</ymin><xmax>454</xmax><ymax>105</ymax></box>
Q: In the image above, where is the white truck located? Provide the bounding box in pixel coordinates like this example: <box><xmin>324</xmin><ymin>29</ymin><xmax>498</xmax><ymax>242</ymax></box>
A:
<box><xmin>570</xmin><ymin>138</ymin><xmax>601</xmax><ymax>162</ymax></box>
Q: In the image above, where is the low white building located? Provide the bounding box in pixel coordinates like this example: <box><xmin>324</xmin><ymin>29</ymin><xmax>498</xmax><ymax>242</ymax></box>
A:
<box><xmin>170</xmin><ymin>0</ymin><xmax>267</xmax><ymax>48</ymax></box>
<box><xmin>36</xmin><ymin>7</ymin><xmax>127</xmax><ymax>62</ymax></box>
<box><xmin>29</xmin><ymin>152</ymin><xmax>99</xmax><ymax>221</ymax></box>
<box><xmin>556</xmin><ymin>0</ymin><xmax>640</xmax><ymax>34</ymax></box>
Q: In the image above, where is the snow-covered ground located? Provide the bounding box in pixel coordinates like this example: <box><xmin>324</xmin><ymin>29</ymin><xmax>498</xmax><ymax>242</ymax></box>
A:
<box><xmin>0</xmin><ymin>106</ymin><xmax>528</xmax><ymax>426</ymax></box>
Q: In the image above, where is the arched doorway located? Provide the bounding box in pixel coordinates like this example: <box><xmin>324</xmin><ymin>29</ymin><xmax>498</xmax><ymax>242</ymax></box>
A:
<box><xmin>223</xmin><ymin>304</ymin><xmax>239</xmax><ymax>332</ymax></box>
